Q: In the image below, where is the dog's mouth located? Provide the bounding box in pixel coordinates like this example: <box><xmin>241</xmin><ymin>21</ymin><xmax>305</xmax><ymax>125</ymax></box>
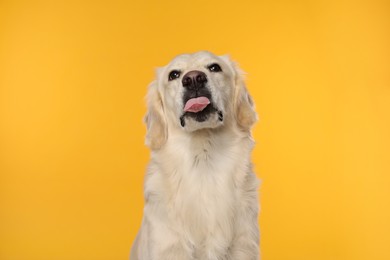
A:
<box><xmin>184</xmin><ymin>97</ymin><xmax>210</xmax><ymax>113</ymax></box>
<box><xmin>180</xmin><ymin>95</ymin><xmax>223</xmax><ymax>127</ymax></box>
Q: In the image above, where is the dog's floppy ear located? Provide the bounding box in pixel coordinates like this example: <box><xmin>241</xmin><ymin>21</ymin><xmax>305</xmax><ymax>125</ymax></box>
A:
<box><xmin>144</xmin><ymin>80</ymin><xmax>167</xmax><ymax>150</ymax></box>
<box><xmin>223</xmin><ymin>56</ymin><xmax>257</xmax><ymax>130</ymax></box>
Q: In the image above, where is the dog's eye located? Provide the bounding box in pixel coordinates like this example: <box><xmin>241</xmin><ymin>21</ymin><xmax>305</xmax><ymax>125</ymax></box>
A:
<box><xmin>168</xmin><ymin>70</ymin><xmax>181</xmax><ymax>81</ymax></box>
<box><xmin>208</xmin><ymin>63</ymin><xmax>222</xmax><ymax>72</ymax></box>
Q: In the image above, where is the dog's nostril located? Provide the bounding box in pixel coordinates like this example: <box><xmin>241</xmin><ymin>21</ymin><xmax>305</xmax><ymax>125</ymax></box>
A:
<box><xmin>196</xmin><ymin>75</ymin><xmax>206</xmax><ymax>84</ymax></box>
<box><xmin>182</xmin><ymin>77</ymin><xmax>192</xmax><ymax>87</ymax></box>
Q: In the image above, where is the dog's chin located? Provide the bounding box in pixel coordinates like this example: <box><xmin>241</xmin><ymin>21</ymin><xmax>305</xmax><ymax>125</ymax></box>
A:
<box><xmin>180</xmin><ymin>106</ymin><xmax>224</xmax><ymax>132</ymax></box>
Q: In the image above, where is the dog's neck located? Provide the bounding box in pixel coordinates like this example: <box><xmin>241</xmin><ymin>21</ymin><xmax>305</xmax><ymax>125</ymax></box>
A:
<box><xmin>152</xmin><ymin>124</ymin><xmax>254</xmax><ymax>174</ymax></box>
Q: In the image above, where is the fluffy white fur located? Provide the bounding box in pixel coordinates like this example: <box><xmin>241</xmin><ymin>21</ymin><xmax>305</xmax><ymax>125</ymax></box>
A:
<box><xmin>131</xmin><ymin>51</ymin><xmax>259</xmax><ymax>260</ymax></box>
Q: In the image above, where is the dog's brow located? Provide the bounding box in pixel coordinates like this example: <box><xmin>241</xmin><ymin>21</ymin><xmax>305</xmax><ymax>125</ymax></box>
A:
<box><xmin>206</xmin><ymin>61</ymin><xmax>218</xmax><ymax>66</ymax></box>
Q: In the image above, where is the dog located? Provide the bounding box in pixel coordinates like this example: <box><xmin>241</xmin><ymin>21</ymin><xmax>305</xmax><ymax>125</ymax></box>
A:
<box><xmin>131</xmin><ymin>51</ymin><xmax>259</xmax><ymax>260</ymax></box>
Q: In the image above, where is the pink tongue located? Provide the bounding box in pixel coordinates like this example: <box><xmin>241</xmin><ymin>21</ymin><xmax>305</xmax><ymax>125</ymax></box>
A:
<box><xmin>184</xmin><ymin>97</ymin><xmax>210</xmax><ymax>113</ymax></box>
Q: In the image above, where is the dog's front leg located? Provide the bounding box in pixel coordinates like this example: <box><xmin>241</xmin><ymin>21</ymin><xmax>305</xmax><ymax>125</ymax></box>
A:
<box><xmin>228</xmin><ymin>174</ymin><xmax>260</xmax><ymax>260</ymax></box>
<box><xmin>157</xmin><ymin>243</ymin><xmax>191</xmax><ymax>260</ymax></box>
<box><xmin>228</xmin><ymin>209</ymin><xmax>260</xmax><ymax>260</ymax></box>
<box><xmin>149</xmin><ymin>221</ymin><xmax>192</xmax><ymax>260</ymax></box>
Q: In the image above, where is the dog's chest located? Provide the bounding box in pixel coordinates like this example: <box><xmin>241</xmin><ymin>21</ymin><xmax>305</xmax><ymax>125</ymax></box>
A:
<box><xmin>168</xmin><ymin>142</ymin><xmax>238</xmax><ymax>245</ymax></box>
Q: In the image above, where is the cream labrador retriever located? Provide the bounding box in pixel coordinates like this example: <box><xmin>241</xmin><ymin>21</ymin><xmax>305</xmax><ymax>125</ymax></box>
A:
<box><xmin>131</xmin><ymin>51</ymin><xmax>259</xmax><ymax>260</ymax></box>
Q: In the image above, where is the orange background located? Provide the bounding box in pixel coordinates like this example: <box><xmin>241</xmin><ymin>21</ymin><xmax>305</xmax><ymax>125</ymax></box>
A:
<box><xmin>1</xmin><ymin>1</ymin><xmax>390</xmax><ymax>259</ymax></box>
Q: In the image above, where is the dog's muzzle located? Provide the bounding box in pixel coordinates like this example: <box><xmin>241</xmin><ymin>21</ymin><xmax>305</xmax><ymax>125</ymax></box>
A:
<box><xmin>180</xmin><ymin>70</ymin><xmax>223</xmax><ymax>128</ymax></box>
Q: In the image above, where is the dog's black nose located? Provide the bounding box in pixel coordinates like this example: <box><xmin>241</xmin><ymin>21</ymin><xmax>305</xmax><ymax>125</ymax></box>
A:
<box><xmin>182</xmin><ymin>70</ymin><xmax>207</xmax><ymax>90</ymax></box>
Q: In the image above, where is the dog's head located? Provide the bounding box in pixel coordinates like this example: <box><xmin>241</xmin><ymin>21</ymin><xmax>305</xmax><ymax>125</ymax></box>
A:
<box><xmin>145</xmin><ymin>51</ymin><xmax>257</xmax><ymax>150</ymax></box>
